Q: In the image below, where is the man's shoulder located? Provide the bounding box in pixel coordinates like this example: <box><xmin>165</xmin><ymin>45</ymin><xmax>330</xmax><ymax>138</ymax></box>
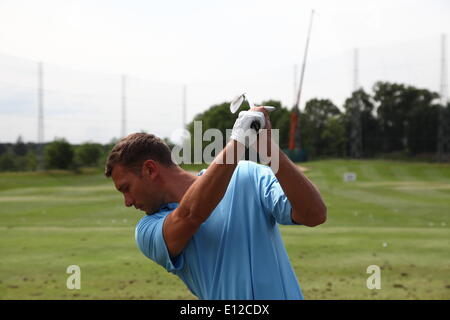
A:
<box><xmin>198</xmin><ymin>161</ymin><xmax>274</xmax><ymax>187</ymax></box>
<box><xmin>135</xmin><ymin>211</ymin><xmax>168</xmax><ymax>231</ymax></box>
<box><xmin>198</xmin><ymin>161</ymin><xmax>270</xmax><ymax>176</ymax></box>
<box><xmin>237</xmin><ymin>160</ymin><xmax>273</xmax><ymax>177</ymax></box>
<box><xmin>136</xmin><ymin>203</ymin><xmax>179</xmax><ymax>226</ymax></box>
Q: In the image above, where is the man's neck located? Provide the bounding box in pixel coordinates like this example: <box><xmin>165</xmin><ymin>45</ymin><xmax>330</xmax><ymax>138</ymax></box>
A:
<box><xmin>161</xmin><ymin>166</ymin><xmax>199</xmax><ymax>204</ymax></box>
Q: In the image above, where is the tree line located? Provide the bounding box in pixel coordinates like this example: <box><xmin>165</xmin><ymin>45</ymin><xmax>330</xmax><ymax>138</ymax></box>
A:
<box><xmin>0</xmin><ymin>136</ymin><xmax>175</xmax><ymax>172</ymax></box>
<box><xmin>187</xmin><ymin>81</ymin><xmax>450</xmax><ymax>161</ymax></box>
<box><xmin>1</xmin><ymin>80</ymin><xmax>449</xmax><ymax>172</ymax></box>
<box><xmin>0</xmin><ymin>137</ymin><xmax>115</xmax><ymax>172</ymax></box>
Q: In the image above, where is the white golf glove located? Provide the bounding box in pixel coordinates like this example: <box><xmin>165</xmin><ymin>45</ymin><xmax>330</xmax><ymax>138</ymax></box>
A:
<box><xmin>230</xmin><ymin>110</ymin><xmax>266</xmax><ymax>147</ymax></box>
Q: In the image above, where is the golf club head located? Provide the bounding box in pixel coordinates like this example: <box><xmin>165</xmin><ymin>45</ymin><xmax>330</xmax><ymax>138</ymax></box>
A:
<box><xmin>230</xmin><ymin>93</ymin><xmax>277</xmax><ymax>114</ymax></box>
<box><xmin>230</xmin><ymin>93</ymin><xmax>245</xmax><ymax>114</ymax></box>
<box><xmin>230</xmin><ymin>93</ymin><xmax>276</xmax><ymax>133</ymax></box>
<box><xmin>243</xmin><ymin>93</ymin><xmax>255</xmax><ymax>109</ymax></box>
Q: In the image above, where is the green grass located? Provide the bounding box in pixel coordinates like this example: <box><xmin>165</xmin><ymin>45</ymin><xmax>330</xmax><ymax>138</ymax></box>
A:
<box><xmin>0</xmin><ymin>159</ymin><xmax>449</xmax><ymax>299</ymax></box>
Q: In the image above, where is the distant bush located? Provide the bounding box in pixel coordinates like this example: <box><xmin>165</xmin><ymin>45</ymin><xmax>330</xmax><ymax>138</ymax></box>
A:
<box><xmin>76</xmin><ymin>142</ymin><xmax>103</xmax><ymax>167</ymax></box>
<box><xmin>0</xmin><ymin>150</ymin><xmax>18</xmax><ymax>171</ymax></box>
<box><xmin>12</xmin><ymin>136</ymin><xmax>27</xmax><ymax>156</ymax></box>
<box><xmin>44</xmin><ymin>138</ymin><xmax>74</xmax><ymax>170</ymax></box>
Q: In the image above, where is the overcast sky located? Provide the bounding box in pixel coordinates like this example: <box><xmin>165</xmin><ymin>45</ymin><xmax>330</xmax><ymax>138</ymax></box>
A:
<box><xmin>1</xmin><ymin>0</ymin><xmax>449</xmax><ymax>144</ymax></box>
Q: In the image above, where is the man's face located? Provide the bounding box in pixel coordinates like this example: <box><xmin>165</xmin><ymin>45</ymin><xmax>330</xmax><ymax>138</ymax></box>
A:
<box><xmin>111</xmin><ymin>163</ymin><xmax>162</xmax><ymax>214</ymax></box>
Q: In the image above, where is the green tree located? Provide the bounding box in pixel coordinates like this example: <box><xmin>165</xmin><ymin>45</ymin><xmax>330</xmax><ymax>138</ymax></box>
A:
<box><xmin>300</xmin><ymin>98</ymin><xmax>341</xmax><ymax>158</ymax></box>
<box><xmin>261</xmin><ymin>100</ymin><xmax>291</xmax><ymax>149</ymax></box>
<box><xmin>373</xmin><ymin>82</ymin><xmax>439</xmax><ymax>155</ymax></box>
<box><xmin>187</xmin><ymin>101</ymin><xmax>246</xmax><ymax>160</ymax></box>
<box><xmin>321</xmin><ymin>116</ymin><xmax>347</xmax><ymax>157</ymax></box>
<box><xmin>12</xmin><ymin>135</ymin><xmax>27</xmax><ymax>156</ymax></box>
<box><xmin>188</xmin><ymin>102</ymin><xmax>236</xmax><ymax>144</ymax></box>
<box><xmin>25</xmin><ymin>150</ymin><xmax>37</xmax><ymax>171</ymax></box>
<box><xmin>403</xmin><ymin>88</ymin><xmax>440</xmax><ymax>155</ymax></box>
<box><xmin>343</xmin><ymin>88</ymin><xmax>380</xmax><ymax>157</ymax></box>
<box><xmin>44</xmin><ymin>138</ymin><xmax>74</xmax><ymax>170</ymax></box>
<box><xmin>0</xmin><ymin>144</ymin><xmax>7</xmax><ymax>156</ymax></box>
<box><xmin>76</xmin><ymin>142</ymin><xmax>103</xmax><ymax>167</ymax></box>
<box><xmin>0</xmin><ymin>150</ymin><xmax>17</xmax><ymax>171</ymax></box>
<box><xmin>186</xmin><ymin>100</ymin><xmax>292</xmax><ymax>161</ymax></box>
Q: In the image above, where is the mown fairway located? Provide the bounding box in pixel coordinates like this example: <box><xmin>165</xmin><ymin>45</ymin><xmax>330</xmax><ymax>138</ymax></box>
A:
<box><xmin>0</xmin><ymin>160</ymin><xmax>449</xmax><ymax>299</ymax></box>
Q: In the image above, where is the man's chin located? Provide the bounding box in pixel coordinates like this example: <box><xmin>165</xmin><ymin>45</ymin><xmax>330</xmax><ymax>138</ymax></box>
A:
<box><xmin>144</xmin><ymin>207</ymin><xmax>156</xmax><ymax>215</ymax></box>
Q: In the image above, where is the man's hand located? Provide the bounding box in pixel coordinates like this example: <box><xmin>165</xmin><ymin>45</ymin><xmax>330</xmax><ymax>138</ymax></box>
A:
<box><xmin>247</xmin><ymin>107</ymin><xmax>327</xmax><ymax>227</ymax></box>
<box><xmin>249</xmin><ymin>106</ymin><xmax>272</xmax><ymax>130</ymax></box>
<box><xmin>248</xmin><ymin>107</ymin><xmax>273</xmax><ymax>157</ymax></box>
<box><xmin>230</xmin><ymin>110</ymin><xmax>266</xmax><ymax>147</ymax></box>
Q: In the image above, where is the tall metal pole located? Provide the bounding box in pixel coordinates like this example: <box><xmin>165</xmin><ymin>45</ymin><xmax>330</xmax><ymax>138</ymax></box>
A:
<box><xmin>291</xmin><ymin>10</ymin><xmax>314</xmax><ymax>155</ymax></box>
<box><xmin>121</xmin><ymin>74</ymin><xmax>127</xmax><ymax>138</ymax></box>
<box><xmin>294</xmin><ymin>9</ymin><xmax>314</xmax><ymax>111</ymax></box>
<box><xmin>293</xmin><ymin>64</ymin><xmax>298</xmax><ymax>106</ymax></box>
<box><xmin>437</xmin><ymin>34</ymin><xmax>449</xmax><ymax>162</ymax></box>
<box><xmin>289</xmin><ymin>10</ymin><xmax>315</xmax><ymax>154</ymax></box>
<box><xmin>350</xmin><ymin>48</ymin><xmax>362</xmax><ymax>158</ymax></box>
<box><xmin>440</xmin><ymin>35</ymin><xmax>448</xmax><ymax>105</ymax></box>
<box><xmin>37</xmin><ymin>61</ymin><xmax>44</xmax><ymax>170</ymax></box>
<box><xmin>353</xmin><ymin>48</ymin><xmax>359</xmax><ymax>91</ymax></box>
<box><xmin>182</xmin><ymin>84</ymin><xmax>187</xmax><ymax>129</ymax></box>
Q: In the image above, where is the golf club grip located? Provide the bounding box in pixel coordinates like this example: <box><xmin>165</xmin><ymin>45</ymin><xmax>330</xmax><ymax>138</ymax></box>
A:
<box><xmin>251</xmin><ymin>120</ymin><xmax>260</xmax><ymax>132</ymax></box>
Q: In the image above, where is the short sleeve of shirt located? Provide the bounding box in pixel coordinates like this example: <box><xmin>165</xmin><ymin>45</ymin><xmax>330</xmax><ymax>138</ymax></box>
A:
<box><xmin>251</xmin><ymin>162</ymin><xmax>300</xmax><ymax>226</ymax></box>
<box><xmin>135</xmin><ymin>213</ymin><xmax>185</xmax><ymax>273</ymax></box>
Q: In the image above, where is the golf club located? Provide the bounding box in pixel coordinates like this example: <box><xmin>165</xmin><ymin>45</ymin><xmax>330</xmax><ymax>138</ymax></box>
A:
<box><xmin>230</xmin><ymin>93</ymin><xmax>276</xmax><ymax>132</ymax></box>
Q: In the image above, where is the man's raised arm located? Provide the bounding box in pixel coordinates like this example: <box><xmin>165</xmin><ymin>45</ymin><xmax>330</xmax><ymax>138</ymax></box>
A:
<box><xmin>162</xmin><ymin>108</ymin><xmax>264</xmax><ymax>258</ymax></box>
<box><xmin>272</xmin><ymin>142</ymin><xmax>327</xmax><ymax>227</ymax></box>
<box><xmin>253</xmin><ymin>106</ymin><xmax>327</xmax><ymax>227</ymax></box>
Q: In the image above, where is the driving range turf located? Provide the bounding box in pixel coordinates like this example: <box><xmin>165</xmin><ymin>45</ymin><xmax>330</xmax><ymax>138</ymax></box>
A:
<box><xmin>0</xmin><ymin>160</ymin><xmax>449</xmax><ymax>299</ymax></box>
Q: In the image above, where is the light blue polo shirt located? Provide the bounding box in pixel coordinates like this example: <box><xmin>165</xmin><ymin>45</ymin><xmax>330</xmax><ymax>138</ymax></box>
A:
<box><xmin>135</xmin><ymin>160</ymin><xmax>304</xmax><ymax>300</ymax></box>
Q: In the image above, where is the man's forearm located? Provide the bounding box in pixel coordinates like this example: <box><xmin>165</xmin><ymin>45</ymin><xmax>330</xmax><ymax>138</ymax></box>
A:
<box><xmin>270</xmin><ymin>141</ymin><xmax>327</xmax><ymax>226</ymax></box>
<box><xmin>178</xmin><ymin>140</ymin><xmax>245</xmax><ymax>225</ymax></box>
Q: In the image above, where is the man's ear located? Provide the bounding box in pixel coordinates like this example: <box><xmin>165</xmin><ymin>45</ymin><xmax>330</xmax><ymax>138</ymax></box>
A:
<box><xmin>142</xmin><ymin>159</ymin><xmax>157</xmax><ymax>178</ymax></box>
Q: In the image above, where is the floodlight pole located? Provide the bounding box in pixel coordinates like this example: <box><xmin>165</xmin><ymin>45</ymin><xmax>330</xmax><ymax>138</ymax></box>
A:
<box><xmin>437</xmin><ymin>34</ymin><xmax>450</xmax><ymax>162</ymax></box>
<box><xmin>289</xmin><ymin>9</ymin><xmax>314</xmax><ymax>153</ymax></box>
<box><xmin>294</xmin><ymin>9</ymin><xmax>314</xmax><ymax>112</ymax></box>
<box><xmin>350</xmin><ymin>48</ymin><xmax>362</xmax><ymax>158</ymax></box>
<box><xmin>121</xmin><ymin>74</ymin><xmax>127</xmax><ymax>138</ymax></box>
<box><xmin>37</xmin><ymin>61</ymin><xmax>44</xmax><ymax>170</ymax></box>
<box><xmin>182</xmin><ymin>84</ymin><xmax>187</xmax><ymax>129</ymax></box>
<box><xmin>293</xmin><ymin>64</ymin><xmax>298</xmax><ymax>106</ymax></box>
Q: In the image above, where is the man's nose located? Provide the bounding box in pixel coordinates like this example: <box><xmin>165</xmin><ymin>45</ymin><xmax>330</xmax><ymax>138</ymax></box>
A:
<box><xmin>124</xmin><ymin>195</ymin><xmax>133</xmax><ymax>207</ymax></box>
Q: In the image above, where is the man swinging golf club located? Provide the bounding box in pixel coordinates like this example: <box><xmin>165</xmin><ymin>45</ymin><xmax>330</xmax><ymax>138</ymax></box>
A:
<box><xmin>105</xmin><ymin>102</ymin><xmax>327</xmax><ymax>300</ymax></box>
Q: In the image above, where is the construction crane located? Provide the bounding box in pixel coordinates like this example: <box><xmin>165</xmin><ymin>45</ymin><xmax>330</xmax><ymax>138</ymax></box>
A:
<box><xmin>288</xmin><ymin>10</ymin><xmax>314</xmax><ymax>161</ymax></box>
